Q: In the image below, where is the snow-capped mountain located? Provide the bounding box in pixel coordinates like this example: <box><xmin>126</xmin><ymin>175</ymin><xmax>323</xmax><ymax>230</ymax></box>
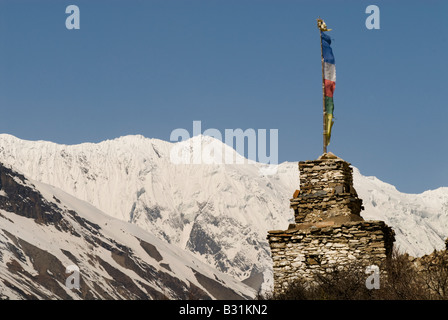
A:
<box><xmin>353</xmin><ymin>168</ymin><xmax>448</xmax><ymax>257</ymax></box>
<box><xmin>0</xmin><ymin>134</ymin><xmax>296</xmax><ymax>292</ymax></box>
<box><xmin>0</xmin><ymin>133</ymin><xmax>446</xmax><ymax>293</ymax></box>
<box><xmin>0</xmin><ymin>162</ymin><xmax>254</xmax><ymax>299</ymax></box>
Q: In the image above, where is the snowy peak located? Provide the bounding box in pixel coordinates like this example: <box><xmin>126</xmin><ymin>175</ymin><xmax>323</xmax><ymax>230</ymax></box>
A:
<box><xmin>0</xmin><ymin>134</ymin><xmax>294</xmax><ymax>292</ymax></box>
<box><xmin>0</xmin><ymin>162</ymin><xmax>255</xmax><ymax>299</ymax></box>
<box><xmin>0</xmin><ymin>133</ymin><xmax>447</xmax><ymax>293</ymax></box>
<box><xmin>353</xmin><ymin>167</ymin><xmax>448</xmax><ymax>256</ymax></box>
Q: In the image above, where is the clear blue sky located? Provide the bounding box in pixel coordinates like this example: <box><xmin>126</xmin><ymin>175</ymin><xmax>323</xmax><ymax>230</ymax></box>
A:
<box><xmin>0</xmin><ymin>0</ymin><xmax>447</xmax><ymax>193</ymax></box>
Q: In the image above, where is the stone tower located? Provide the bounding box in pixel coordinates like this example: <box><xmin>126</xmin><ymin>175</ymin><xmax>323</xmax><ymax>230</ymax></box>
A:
<box><xmin>267</xmin><ymin>153</ymin><xmax>395</xmax><ymax>294</ymax></box>
<box><xmin>291</xmin><ymin>153</ymin><xmax>363</xmax><ymax>225</ymax></box>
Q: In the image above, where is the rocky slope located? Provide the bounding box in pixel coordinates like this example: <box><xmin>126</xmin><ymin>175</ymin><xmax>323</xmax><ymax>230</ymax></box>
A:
<box><xmin>0</xmin><ymin>162</ymin><xmax>254</xmax><ymax>299</ymax></box>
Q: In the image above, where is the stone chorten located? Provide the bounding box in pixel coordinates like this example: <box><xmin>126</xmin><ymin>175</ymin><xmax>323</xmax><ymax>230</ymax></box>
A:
<box><xmin>267</xmin><ymin>153</ymin><xmax>395</xmax><ymax>294</ymax></box>
<box><xmin>291</xmin><ymin>152</ymin><xmax>364</xmax><ymax>225</ymax></box>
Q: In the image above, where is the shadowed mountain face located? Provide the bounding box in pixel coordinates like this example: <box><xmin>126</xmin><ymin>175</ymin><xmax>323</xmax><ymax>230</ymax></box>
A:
<box><xmin>0</xmin><ymin>163</ymin><xmax>254</xmax><ymax>300</ymax></box>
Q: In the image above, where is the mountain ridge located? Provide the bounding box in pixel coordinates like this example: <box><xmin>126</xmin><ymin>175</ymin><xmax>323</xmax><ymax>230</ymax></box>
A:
<box><xmin>0</xmin><ymin>161</ymin><xmax>254</xmax><ymax>299</ymax></box>
<box><xmin>0</xmin><ymin>133</ymin><xmax>447</xmax><ymax>292</ymax></box>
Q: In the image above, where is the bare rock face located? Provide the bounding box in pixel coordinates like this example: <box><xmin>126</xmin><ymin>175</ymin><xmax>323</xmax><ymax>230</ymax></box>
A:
<box><xmin>0</xmin><ymin>166</ymin><xmax>64</xmax><ymax>227</ymax></box>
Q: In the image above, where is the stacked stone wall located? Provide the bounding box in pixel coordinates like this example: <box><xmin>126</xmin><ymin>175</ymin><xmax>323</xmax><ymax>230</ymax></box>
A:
<box><xmin>267</xmin><ymin>153</ymin><xmax>396</xmax><ymax>294</ymax></box>
<box><xmin>291</xmin><ymin>157</ymin><xmax>363</xmax><ymax>224</ymax></box>
<box><xmin>268</xmin><ymin>220</ymin><xmax>395</xmax><ymax>293</ymax></box>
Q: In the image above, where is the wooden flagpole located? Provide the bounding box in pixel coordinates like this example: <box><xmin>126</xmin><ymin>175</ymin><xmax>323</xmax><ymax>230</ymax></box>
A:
<box><xmin>318</xmin><ymin>20</ymin><xmax>327</xmax><ymax>154</ymax></box>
